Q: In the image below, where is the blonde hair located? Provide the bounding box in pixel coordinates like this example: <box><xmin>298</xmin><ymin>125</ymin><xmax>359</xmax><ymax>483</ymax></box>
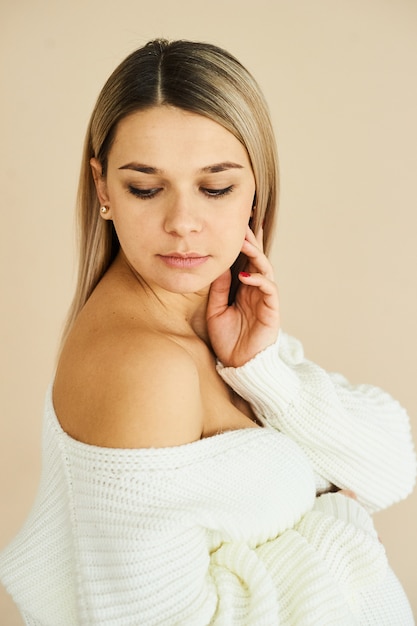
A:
<box><xmin>62</xmin><ymin>39</ymin><xmax>279</xmax><ymax>342</ymax></box>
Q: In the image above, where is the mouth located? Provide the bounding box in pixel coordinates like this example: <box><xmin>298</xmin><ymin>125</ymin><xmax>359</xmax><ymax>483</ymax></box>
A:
<box><xmin>158</xmin><ymin>253</ymin><xmax>210</xmax><ymax>269</ymax></box>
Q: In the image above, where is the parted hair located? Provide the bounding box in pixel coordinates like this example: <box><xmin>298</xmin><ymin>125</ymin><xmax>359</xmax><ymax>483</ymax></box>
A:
<box><xmin>62</xmin><ymin>39</ymin><xmax>279</xmax><ymax>341</ymax></box>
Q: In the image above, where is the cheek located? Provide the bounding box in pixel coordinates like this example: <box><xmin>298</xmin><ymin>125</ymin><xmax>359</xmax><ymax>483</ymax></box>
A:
<box><xmin>218</xmin><ymin>204</ymin><xmax>251</xmax><ymax>238</ymax></box>
<box><xmin>217</xmin><ymin>221</ymin><xmax>247</xmax><ymax>260</ymax></box>
<box><xmin>110</xmin><ymin>212</ymin><xmax>148</xmax><ymax>253</ymax></box>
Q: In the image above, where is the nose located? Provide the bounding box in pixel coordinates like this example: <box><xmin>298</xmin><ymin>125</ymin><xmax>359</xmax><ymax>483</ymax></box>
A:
<box><xmin>163</xmin><ymin>193</ymin><xmax>203</xmax><ymax>237</ymax></box>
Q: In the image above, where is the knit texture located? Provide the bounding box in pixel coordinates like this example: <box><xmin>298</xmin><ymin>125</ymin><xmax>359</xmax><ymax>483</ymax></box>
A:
<box><xmin>217</xmin><ymin>332</ymin><xmax>416</xmax><ymax>513</ymax></box>
<box><xmin>0</xmin><ymin>332</ymin><xmax>415</xmax><ymax>625</ymax></box>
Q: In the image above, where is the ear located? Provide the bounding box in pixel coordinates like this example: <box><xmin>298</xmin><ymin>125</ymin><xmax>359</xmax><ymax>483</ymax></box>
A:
<box><xmin>90</xmin><ymin>158</ymin><xmax>112</xmax><ymax>218</ymax></box>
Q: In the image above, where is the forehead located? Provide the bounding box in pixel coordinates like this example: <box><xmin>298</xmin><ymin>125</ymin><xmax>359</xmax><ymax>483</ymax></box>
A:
<box><xmin>109</xmin><ymin>106</ymin><xmax>252</xmax><ymax>170</ymax></box>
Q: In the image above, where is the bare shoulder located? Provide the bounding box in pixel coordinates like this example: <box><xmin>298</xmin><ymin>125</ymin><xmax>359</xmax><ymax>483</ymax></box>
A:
<box><xmin>54</xmin><ymin>327</ymin><xmax>204</xmax><ymax>448</ymax></box>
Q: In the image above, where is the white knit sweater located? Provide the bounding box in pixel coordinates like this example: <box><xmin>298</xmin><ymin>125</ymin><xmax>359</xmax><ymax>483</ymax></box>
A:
<box><xmin>0</xmin><ymin>332</ymin><xmax>415</xmax><ymax>625</ymax></box>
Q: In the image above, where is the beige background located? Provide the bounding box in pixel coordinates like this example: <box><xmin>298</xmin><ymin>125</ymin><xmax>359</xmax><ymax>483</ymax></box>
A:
<box><xmin>1</xmin><ymin>0</ymin><xmax>416</xmax><ymax>623</ymax></box>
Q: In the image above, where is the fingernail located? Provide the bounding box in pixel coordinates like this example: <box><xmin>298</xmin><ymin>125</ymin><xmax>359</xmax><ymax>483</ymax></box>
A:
<box><xmin>239</xmin><ymin>272</ymin><xmax>251</xmax><ymax>277</ymax></box>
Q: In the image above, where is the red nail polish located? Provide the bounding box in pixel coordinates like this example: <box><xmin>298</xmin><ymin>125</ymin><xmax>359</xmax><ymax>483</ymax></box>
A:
<box><xmin>239</xmin><ymin>272</ymin><xmax>251</xmax><ymax>277</ymax></box>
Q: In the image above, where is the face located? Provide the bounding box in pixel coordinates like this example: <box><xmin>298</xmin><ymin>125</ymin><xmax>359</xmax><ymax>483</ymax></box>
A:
<box><xmin>91</xmin><ymin>106</ymin><xmax>256</xmax><ymax>295</ymax></box>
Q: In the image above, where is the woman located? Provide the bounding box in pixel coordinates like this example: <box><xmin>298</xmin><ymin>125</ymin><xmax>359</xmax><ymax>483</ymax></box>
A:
<box><xmin>0</xmin><ymin>39</ymin><xmax>415</xmax><ymax>625</ymax></box>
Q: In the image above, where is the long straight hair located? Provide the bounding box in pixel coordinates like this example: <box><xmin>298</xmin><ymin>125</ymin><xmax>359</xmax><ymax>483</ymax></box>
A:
<box><xmin>61</xmin><ymin>39</ymin><xmax>279</xmax><ymax>344</ymax></box>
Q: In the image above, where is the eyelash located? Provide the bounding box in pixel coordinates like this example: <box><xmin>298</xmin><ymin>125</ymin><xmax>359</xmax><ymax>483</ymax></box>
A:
<box><xmin>128</xmin><ymin>186</ymin><xmax>160</xmax><ymax>199</ymax></box>
<box><xmin>127</xmin><ymin>185</ymin><xmax>234</xmax><ymax>200</ymax></box>
<box><xmin>204</xmin><ymin>186</ymin><xmax>234</xmax><ymax>198</ymax></box>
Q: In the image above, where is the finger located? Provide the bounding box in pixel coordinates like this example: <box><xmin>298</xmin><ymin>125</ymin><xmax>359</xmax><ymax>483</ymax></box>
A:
<box><xmin>255</xmin><ymin>224</ymin><xmax>264</xmax><ymax>250</ymax></box>
<box><xmin>238</xmin><ymin>272</ymin><xmax>280</xmax><ymax>326</ymax></box>
<box><xmin>238</xmin><ymin>271</ymin><xmax>278</xmax><ymax>301</ymax></box>
<box><xmin>241</xmin><ymin>238</ymin><xmax>274</xmax><ymax>280</ymax></box>
<box><xmin>338</xmin><ymin>489</ymin><xmax>357</xmax><ymax>500</ymax></box>
<box><xmin>207</xmin><ymin>269</ymin><xmax>232</xmax><ymax>318</ymax></box>
<box><xmin>246</xmin><ymin>224</ymin><xmax>262</xmax><ymax>250</ymax></box>
<box><xmin>246</xmin><ymin>223</ymin><xmax>265</xmax><ymax>252</ymax></box>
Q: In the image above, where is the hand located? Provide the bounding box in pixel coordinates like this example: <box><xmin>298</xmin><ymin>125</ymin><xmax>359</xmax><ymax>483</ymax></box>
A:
<box><xmin>338</xmin><ymin>489</ymin><xmax>357</xmax><ymax>500</ymax></box>
<box><xmin>207</xmin><ymin>225</ymin><xmax>280</xmax><ymax>367</ymax></box>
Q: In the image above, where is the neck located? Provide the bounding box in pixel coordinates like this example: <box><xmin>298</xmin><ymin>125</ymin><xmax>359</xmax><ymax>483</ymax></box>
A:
<box><xmin>111</xmin><ymin>253</ymin><xmax>211</xmax><ymax>343</ymax></box>
<box><xmin>151</xmin><ymin>287</ymin><xmax>210</xmax><ymax>343</ymax></box>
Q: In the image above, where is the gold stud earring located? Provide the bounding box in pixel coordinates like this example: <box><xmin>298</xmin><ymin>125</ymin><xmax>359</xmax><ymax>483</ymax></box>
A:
<box><xmin>100</xmin><ymin>206</ymin><xmax>109</xmax><ymax>214</ymax></box>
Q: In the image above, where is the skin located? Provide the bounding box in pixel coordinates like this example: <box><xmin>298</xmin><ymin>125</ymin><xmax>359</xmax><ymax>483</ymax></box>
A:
<box><xmin>54</xmin><ymin>106</ymin><xmax>280</xmax><ymax>447</ymax></box>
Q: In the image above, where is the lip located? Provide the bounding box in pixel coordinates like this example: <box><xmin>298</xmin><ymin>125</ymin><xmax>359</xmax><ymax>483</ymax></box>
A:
<box><xmin>158</xmin><ymin>253</ymin><xmax>210</xmax><ymax>269</ymax></box>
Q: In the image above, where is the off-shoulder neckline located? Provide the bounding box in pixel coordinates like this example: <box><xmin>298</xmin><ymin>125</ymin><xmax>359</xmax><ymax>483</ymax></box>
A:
<box><xmin>45</xmin><ymin>382</ymin><xmax>271</xmax><ymax>462</ymax></box>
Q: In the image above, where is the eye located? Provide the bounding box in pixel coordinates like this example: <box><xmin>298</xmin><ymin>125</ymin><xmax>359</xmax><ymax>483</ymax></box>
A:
<box><xmin>202</xmin><ymin>185</ymin><xmax>234</xmax><ymax>198</ymax></box>
<box><xmin>128</xmin><ymin>185</ymin><xmax>161</xmax><ymax>199</ymax></box>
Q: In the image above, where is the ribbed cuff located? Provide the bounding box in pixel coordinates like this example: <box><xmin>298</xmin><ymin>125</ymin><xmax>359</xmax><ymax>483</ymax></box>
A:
<box><xmin>216</xmin><ymin>332</ymin><xmax>299</xmax><ymax>426</ymax></box>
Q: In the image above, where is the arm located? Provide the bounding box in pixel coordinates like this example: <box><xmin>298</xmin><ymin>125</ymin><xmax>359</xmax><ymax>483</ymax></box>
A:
<box><xmin>64</xmin><ymin>377</ymin><xmax>387</xmax><ymax>625</ymax></box>
<box><xmin>58</xmin><ymin>331</ymin><xmax>395</xmax><ymax>624</ymax></box>
<box><xmin>217</xmin><ymin>331</ymin><xmax>416</xmax><ymax>512</ymax></box>
<box><xmin>207</xmin><ymin>228</ymin><xmax>415</xmax><ymax>512</ymax></box>
<box><xmin>55</xmin><ymin>331</ymin><xmax>204</xmax><ymax>449</ymax></box>
<box><xmin>60</xmin><ymin>335</ymin><xmax>318</xmax><ymax>624</ymax></box>
<box><xmin>61</xmin><ymin>333</ymin><xmax>215</xmax><ymax>624</ymax></box>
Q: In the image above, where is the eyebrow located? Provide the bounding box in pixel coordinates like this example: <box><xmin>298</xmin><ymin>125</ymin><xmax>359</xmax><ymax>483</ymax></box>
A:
<box><xmin>118</xmin><ymin>161</ymin><xmax>244</xmax><ymax>174</ymax></box>
<box><xmin>201</xmin><ymin>162</ymin><xmax>244</xmax><ymax>173</ymax></box>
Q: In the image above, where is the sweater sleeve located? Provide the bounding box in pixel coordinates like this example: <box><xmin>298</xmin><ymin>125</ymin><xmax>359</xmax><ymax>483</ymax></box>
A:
<box><xmin>217</xmin><ymin>331</ymin><xmax>417</xmax><ymax>512</ymax></box>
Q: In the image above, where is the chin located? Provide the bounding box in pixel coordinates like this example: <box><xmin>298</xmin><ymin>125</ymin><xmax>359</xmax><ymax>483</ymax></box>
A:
<box><xmin>155</xmin><ymin>275</ymin><xmax>212</xmax><ymax>295</ymax></box>
<box><xmin>169</xmin><ymin>282</ymin><xmax>211</xmax><ymax>296</ymax></box>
